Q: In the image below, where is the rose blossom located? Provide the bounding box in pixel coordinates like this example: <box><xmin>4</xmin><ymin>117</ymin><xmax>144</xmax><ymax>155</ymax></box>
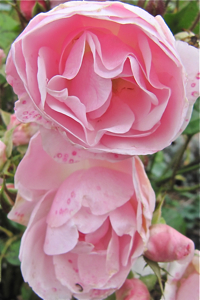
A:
<box><xmin>115</xmin><ymin>278</ymin><xmax>150</xmax><ymax>300</ymax></box>
<box><xmin>144</xmin><ymin>224</ymin><xmax>194</xmax><ymax>263</ymax></box>
<box><xmin>6</xmin><ymin>1</ymin><xmax>199</xmax><ymax>159</ymax></box>
<box><xmin>8</xmin><ymin>131</ymin><xmax>155</xmax><ymax>300</ymax></box>
<box><xmin>7</xmin><ymin>114</ymin><xmax>38</xmax><ymax>146</ymax></box>
<box><xmin>161</xmin><ymin>250</ymin><xmax>200</xmax><ymax>300</ymax></box>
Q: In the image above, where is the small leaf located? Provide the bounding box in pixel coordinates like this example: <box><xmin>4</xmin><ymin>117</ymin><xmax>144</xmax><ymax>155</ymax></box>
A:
<box><xmin>152</xmin><ymin>194</ymin><xmax>165</xmax><ymax>225</ymax></box>
<box><xmin>2</xmin><ymin>128</ymin><xmax>14</xmax><ymax>158</ymax></box>
<box><xmin>0</xmin><ymin>109</ymin><xmax>11</xmax><ymax>127</ymax></box>
<box><xmin>143</xmin><ymin>257</ymin><xmax>164</xmax><ymax>295</ymax></box>
<box><xmin>5</xmin><ymin>239</ymin><xmax>21</xmax><ymax>266</ymax></box>
<box><xmin>183</xmin><ymin>97</ymin><xmax>200</xmax><ymax>136</ymax></box>
<box><xmin>164</xmin><ymin>1</ymin><xmax>199</xmax><ymax>34</ymax></box>
<box><xmin>139</xmin><ymin>274</ymin><xmax>157</xmax><ymax>291</ymax></box>
<box><xmin>162</xmin><ymin>207</ymin><xmax>186</xmax><ymax>235</ymax></box>
<box><xmin>105</xmin><ymin>293</ymin><xmax>116</xmax><ymax>300</ymax></box>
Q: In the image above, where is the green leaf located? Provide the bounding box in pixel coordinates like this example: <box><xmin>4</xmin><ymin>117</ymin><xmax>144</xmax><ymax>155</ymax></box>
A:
<box><xmin>152</xmin><ymin>194</ymin><xmax>165</xmax><ymax>225</ymax></box>
<box><xmin>5</xmin><ymin>239</ymin><xmax>21</xmax><ymax>266</ymax></box>
<box><xmin>32</xmin><ymin>1</ymin><xmax>46</xmax><ymax>17</ymax></box>
<box><xmin>0</xmin><ymin>12</ymin><xmax>20</xmax><ymax>50</ymax></box>
<box><xmin>2</xmin><ymin>127</ymin><xmax>14</xmax><ymax>158</ymax></box>
<box><xmin>162</xmin><ymin>207</ymin><xmax>186</xmax><ymax>234</ymax></box>
<box><xmin>164</xmin><ymin>1</ymin><xmax>199</xmax><ymax>34</ymax></box>
<box><xmin>143</xmin><ymin>257</ymin><xmax>164</xmax><ymax>295</ymax></box>
<box><xmin>0</xmin><ymin>109</ymin><xmax>11</xmax><ymax>127</ymax></box>
<box><xmin>139</xmin><ymin>274</ymin><xmax>157</xmax><ymax>292</ymax></box>
<box><xmin>21</xmin><ymin>283</ymin><xmax>33</xmax><ymax>300</ymax></box>
<box><xmin>104</xmin><ymin>293</ymin><xmax>116</xmax><ymax>300</ymax></box>
<box><xmin>183</xmin><ymin>97</ymin><xmax>200</xmax><ymax>136</ymax></box>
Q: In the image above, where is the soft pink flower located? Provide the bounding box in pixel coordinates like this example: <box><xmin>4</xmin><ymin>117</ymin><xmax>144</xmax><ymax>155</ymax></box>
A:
<box><xmin>7</xmin><ymin>114</ymin><xmax>38</xmax><ymax>146</ymax></box>
<box><xmin>162</xmin><ymin>250</ymin><xmax>200</xmax><ymax>300</ymax></box>
<box><xmin>6</xmin><ymin>1</ymin><xmax>199</xmax><ymax>159</ymax></box>
<box><xmin>0</xmin><ymin>140</ymin><xmax>7</xmax><ymax>169</ymax></box>
<box><xmin>8</xmin><ymin>132</ymin><xmax>155</xmax><ymax>300</ymax></box>
<box><xmin>20</xmin><ymin>0</ymin><xmax>47</xmax><ymax>20</ymax></box>
<box><xmin>144</xmin><ymin>224</ymin><xmax>194</xmax><ymax>263</ymax></box>
<box><xmin>116</xmin><ymin>278</ymin><xmax>150</xmax><ymax>300</ymax></box>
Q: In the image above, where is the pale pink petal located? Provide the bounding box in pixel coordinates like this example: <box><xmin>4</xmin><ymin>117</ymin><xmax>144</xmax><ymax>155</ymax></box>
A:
<box><xmin>15</xmin><ymin>132</ymin><xmax>70</xmax><ymax>192</ymax></box>
<box><xmin>44</xmin><ymin>219</ymin><xmax>78</xmax><ymax>255</ymax></box>
<box><xmin>53</xmin><ymin>252</ymin><xmax>87</xmax><ymax>294</ymax></box>
<box><xmin>109</xmin><ymin>202</ymin><xmax>136</xmax><ymax>236</ymax></box>
<box><xmin>81</xmin><ymin>167</ymin><xmax>134</xmax><ymax>215</ymax></box>
<box><xmin>73</xmin><ymin>206</ymin><xmax>108</xmax><ymax>234</ymax></box>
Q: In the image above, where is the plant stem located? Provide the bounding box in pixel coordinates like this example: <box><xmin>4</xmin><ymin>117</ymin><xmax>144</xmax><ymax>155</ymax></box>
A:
<box><xmin>190</xmin><ymin>12</ymin><xmax>200</xmax><ymax>31</ymax></box>
<box><xmin>173</xmin><ymin>183</ymin><xmax>200</xmax><ymax>192</ymax></box>
<box><xmin>170</xmin><ymin>135</ymin><xmax>192</xmax><ymax>190</ymax></box>
<box><xmin>0</xmin><ymin>226</ymin><xmax>13</xmax><ymax>238</ymax></box>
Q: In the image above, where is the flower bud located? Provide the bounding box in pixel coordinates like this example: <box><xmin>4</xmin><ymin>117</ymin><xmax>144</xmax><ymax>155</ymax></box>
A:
<box><xmin>144</xmin><ymin>224</ymin><xmax>194</xmax><ymax>263</ymax></box>
<box><xmin>20</xmin><ymin>0</ymin><xmax>47</xmax><ymax>20</ymax></box>
<box><xmin>0</xmin><ymin>140</ymin><xmax>7</xmax><ymax>169</ymax></box>
<box><xmin>7</xmin><ymin>114</ymin><xmax>38</xmax><ymax>146</ymax></box>
<box><xmin>116</xmin><ymin>279</ymin><xmax>150</xmax><ymax>300</ymax></box>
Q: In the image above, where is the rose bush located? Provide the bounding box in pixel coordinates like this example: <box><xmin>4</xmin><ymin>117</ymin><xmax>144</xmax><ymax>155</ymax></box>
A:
<box><xmin>162</xmin><ymin>250</ymin><xmax>200</xmax><ymax>300</ymax></box>
<box><xmin>8</xmin><ymin>131</ymin><xmax>155</xmax><ymax>300</ymax></box>
<box><xmin>6</xmin><ymin>1</ymin><xmax>199</xmax><ymax>159</ymax></box>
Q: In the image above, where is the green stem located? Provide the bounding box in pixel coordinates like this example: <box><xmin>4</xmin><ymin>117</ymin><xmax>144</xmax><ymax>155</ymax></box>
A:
<box><xmin>155</xmin><ymin>162</ymin><xmax>200</xmax><ymax>185</ymax></box>
<box><xmin>190</xmin><ymin>12</ymin><xmax>200</xmax><ymax>31</ymax></box>
<box><xmin>0</xmin><ymin>226</ymin><xmax>13</xmax><ymax>238</ymax></box>
<box><xmin>170</xmin><ymin>135</ymin><xmax>192</xmax><ymax>190</ymax></box>
<box><xmin>0</xmin><ymin>235</ymin><xmax>19</xmax><ymax>282</ymax></box>
<box><xmin>173</xmin><ymin>183</ymin><xmax>200</xmax><ymax>192</ymax></box>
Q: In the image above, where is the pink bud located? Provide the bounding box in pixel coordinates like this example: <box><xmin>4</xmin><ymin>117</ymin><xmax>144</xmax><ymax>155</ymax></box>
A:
<box><xmin>144</xmin><ymin>224</ymin><xmax>194</xmax><ymax>263</ymax></box>
<box><xmin>0</xmin><ymin>49</ymin><xmax>5</xmax><ymax>67</ymax></box>
<box><xmin>7</xmin><ymin>114</ymin><xmax>38</xmax><ymax>146</ymax></box>
<box><xmin>0</xmin><ymin>140</ymin><xmax>7</xmax><ymax>169</ymax></box>
<box><xmin>20</xmin><ymin>0</ymin><xmax>46</xmax><ymax>20</ymax></box>
<box><xmin>116</xmin><ymin>279</ymin><xmax>150</xmax><ymax>300</ymax></box>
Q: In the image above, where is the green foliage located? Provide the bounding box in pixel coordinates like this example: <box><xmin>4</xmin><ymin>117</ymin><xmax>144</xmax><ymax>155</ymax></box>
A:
<box><xmin>183</xmin><ymin>97</ymin><xmax>200</xmax><ymax>136</ymax></box>
<box><xmin>164</xmin><ymin>1</ymin><xmax>199</xmax><ymax>34</ymax></box>
<box><xmin>139</xmin><ymin>274</ymin><xmax>157</xmax><ymax>292</ymax></box>
<box><xmin>5</xmin><ymin>239</ymin><xmax>21</xmax><ymax>266</ymax></box>
<box><xmin>143</xmin><ymin>257</ymin><xmax>164</xmax><ymax>295</ymax></box>
<box><xmin>0</xmin><ymin>12</ymin><xmax>20</xmax><ymax>51</ymax></box>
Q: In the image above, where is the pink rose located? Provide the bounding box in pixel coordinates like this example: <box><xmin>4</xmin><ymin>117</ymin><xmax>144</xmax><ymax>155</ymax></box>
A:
<box><xmin>144</xmin><ymin>224</ymin><xmax>194</xmax><ymax>263</ymax></box>
<box><xmin>162</xmin><ymin>250</ymin><xmax>200</xmax><ymax>300</ymax></box>
<box><xmin>8</xmin><ymin>132</ymin><xmax>155</xmax><ymax>300</ymax></box>
<box><xmin>0</xmin><ymin>140</ymin><xmax>7</xmax><ymax>169</ymax></box>
<box><xmin>7</xmin><ymin>114</ymin><xmax>38</xmax><ymax>146</ymax></box>
<box><xmin>20</xmin><ymin>0</ymin><xmax>47</xmax><ymax>20</ymax></box>
<box><xmin>116</xmin><ymin>278</ymin><xmax>150</xmax><ymax>300</ymax></box>
<box><xmin>6</xmin><ymin>1</ymin><xmax>199</xmax><ymax>159</ymax></box>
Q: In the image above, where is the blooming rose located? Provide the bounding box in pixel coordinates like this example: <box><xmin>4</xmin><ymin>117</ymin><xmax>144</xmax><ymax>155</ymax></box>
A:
<box><xmin>7</xmin><ymin>114</ymin><xmax>38</xmax><ymax>146</ymax></box>
<box><xmin>144</xmin><ymin>224</ymin><xmax>194</xmax><ymax>263</ymax></box>
<box><xmin>116</xmin><ymin>278</ymin><xmax>150</xmax><ymax>300</ymax></box>
<box><xmin>8</xmin><ymin>131</ymin><xmax>155</xmax><ymax>300</ymax></box>
<box><xmin>6</xmin><ymin>1</ymin><xmax>199</xmax><ymax>159</ymax></box>
<box><xmin>161</xmin><ymin>250</ymin><xmax>200</xmax><ymax>300</ymax></box>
